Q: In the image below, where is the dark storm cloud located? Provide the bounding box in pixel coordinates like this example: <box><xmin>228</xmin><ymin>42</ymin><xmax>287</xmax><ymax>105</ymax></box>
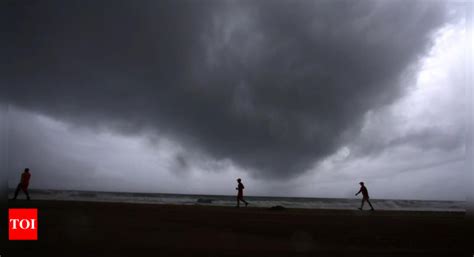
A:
<box><xmin>3</xmin><ymin>0</ymin><xmax>448</xmax><ymax>178</ymax></box>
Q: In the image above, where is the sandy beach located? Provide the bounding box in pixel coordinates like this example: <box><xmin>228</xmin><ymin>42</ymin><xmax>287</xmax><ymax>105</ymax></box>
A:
<box><xmin>6</xmin><ymin>200</ymin><xmax>472</xmax><ymax>257</ymax></box>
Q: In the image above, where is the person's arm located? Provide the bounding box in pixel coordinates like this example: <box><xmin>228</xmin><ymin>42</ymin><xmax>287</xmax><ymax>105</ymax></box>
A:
<box><xmin>355</xmin><ymin>188</ymin><xmax>361</xmax><ymax>196</ymax></box>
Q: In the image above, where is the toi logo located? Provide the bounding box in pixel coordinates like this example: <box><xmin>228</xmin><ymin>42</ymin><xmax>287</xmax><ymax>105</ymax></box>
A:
<box><xmin>9</xmin><ymin>208</ymin><xmax>38</xmax><ymax>240</ymax></box>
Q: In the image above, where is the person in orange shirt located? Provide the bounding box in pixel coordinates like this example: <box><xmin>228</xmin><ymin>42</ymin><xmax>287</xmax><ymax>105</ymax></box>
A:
<box><xmin>12</xmin><ymin>168</ymin><xmax>31</xmax><ymax>200</ymax></box>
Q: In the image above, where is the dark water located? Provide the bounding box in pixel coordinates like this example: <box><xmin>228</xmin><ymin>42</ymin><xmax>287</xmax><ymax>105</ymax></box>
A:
<box><xmin>10</xmin><ymin>189</ymin><xmax>466</xmax><ymax>212</ymax></box>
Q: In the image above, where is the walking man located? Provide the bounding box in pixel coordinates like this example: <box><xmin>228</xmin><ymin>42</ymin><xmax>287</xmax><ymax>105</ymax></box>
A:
<box><xmin>12</xmin><ymin>168</ymin><xmax>31</xmax><ymax>200</ymax></box>
<box><xmin>355</xmin><ymin>182</ymin><xmax>374</xmax><ymax>211</ymax></box>
<box><xmin>236</xmin><ymin>178</ymin><xmax>249</xmax><ymax>207</ymax></box>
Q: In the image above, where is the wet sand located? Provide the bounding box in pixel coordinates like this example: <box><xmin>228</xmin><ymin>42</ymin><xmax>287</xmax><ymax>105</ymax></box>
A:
<box><xmin>6</xmin><ymin>200</ymin><xmax>473</xmax><ymax>257</ymax></box>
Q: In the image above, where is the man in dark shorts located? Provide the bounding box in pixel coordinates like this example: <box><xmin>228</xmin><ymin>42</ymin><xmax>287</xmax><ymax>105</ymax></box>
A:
<box><xmin>355</xmin><ymin>182</ymin><xmax>374</xmax><ymax>211</ymax></box>
<box><xmin>12</xmin><ymin>168</ymin><xmax>31</xmax><ymax>200</ymax></box>
<box><xmin>236</xmin><ymin>178</ymin><xmax>249</xmax><ymax>207</ymax></box>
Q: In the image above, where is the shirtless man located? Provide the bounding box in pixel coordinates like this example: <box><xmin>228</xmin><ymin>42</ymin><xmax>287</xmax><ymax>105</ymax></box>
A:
<box><xmin>355</xmin><ymin>182</ymin><xmax>374</xmax><ymax>211</ymax></box>
<box><xmin>236</xmin><ymin>178</ymin><xmax>249</xmax><ymax>207</ymax></box>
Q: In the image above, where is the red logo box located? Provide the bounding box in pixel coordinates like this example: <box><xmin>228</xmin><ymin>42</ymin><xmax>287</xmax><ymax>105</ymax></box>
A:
<box><xmin>9</xmin><ymin>208</ymin><xmax>38</xmax><ymax>240</ymax></box>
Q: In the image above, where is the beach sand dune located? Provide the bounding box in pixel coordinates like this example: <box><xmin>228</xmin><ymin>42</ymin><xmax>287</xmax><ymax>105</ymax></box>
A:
<box><xmin>6</xmin><ymin>200</ymin><xmax>472</xmax><ymax>257</ymax></box>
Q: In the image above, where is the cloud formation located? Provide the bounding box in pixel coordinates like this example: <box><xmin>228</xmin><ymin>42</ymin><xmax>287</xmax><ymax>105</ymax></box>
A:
<box><xmin>4</xmin><ymin>0</ymin><xmax>450</xmax><ymax>178</ymax></box>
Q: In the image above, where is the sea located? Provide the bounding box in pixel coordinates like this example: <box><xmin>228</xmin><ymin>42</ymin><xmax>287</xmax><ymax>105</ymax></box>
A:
<box><xmin>9</xmin><ymin>189</ymin><xmax>466</xmax><ymax>212</ymax></box>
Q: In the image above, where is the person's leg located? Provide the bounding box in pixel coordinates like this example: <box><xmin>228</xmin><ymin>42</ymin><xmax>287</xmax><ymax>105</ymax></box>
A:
<box><xmin>13</xmin><ymin>184</ymin><xmax>21</xmax><ymax>200</ymax></box>
<box><xmin>359</xmin><ymin>199</ymin><xmax>365</xmax><ymax>210</ymax></box>
<box><xmin>236</xmin><ymin>196</ymin><xmax>240</xmax><ymax>207</ymax></box>
<box><xmin>23</xmin><ymin>188</ymin><xmax>30</xmax><ymax>200</ymax></box>
<box><xmin>367</xmin><ymin>199</ymin><xmax>374</xmax><ymax>210</ymax></box>
<box><xmin>243</xmin><ymin>198</ymin><xmax>248</xmax><ymax>207</ymax></box>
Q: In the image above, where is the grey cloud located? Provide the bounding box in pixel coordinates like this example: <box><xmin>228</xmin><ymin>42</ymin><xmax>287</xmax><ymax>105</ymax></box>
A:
<box><xmin>4</xmin><ymin>0</ymin><xmax>449</xmax><ymax>178</ymax></box>
<box><xmin>6</xmin><ymin>109</ymin><xmax>99</xmax><ymax>189</ymax></box>
<box><xmin>352</xmin><ymin>121</ymin><xmax>466</xmax><ymax>158</ymax></box>
<box><xmin>387</xmin><ymin>129</ymin><xmax>465</xmax><ymax>151</ymax></box>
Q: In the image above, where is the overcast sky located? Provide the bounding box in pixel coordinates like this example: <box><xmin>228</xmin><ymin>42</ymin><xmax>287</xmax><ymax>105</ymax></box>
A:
<box><xmin>3</xmin><ymin>0</ymin><xmax>472</xmax><ymax>200</ymax></box>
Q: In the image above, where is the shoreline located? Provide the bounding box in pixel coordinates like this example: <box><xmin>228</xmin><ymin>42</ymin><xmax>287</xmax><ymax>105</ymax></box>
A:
<box><xmin>6</xmin><ymin>198</ymin><xmax>467</xmax><ymax>214</ymax></box>
<box><xmin>13</xmin><ymin>188</ymin><xmax>468</xmax><ymax>202</ymax></box>
<box><xmin>8</xmin><ymin>189</ymin><xmax>467</xmax><ymax>212</ymax></box>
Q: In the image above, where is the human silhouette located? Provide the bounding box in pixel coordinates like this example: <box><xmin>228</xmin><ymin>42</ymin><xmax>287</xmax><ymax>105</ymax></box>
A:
<box><xmin>12</xmin><ymin>168</ymin><xmax>31</xmax><ymax>200</ymax></box>
<box><xmin>235</xmin><ymin>178</ymin><xmax>249</xmax><ymax>207</ymax></box>
<box><xmin>355</xmin><ymin>182</ymin><xmax>374</xmax><ymax>211</ymax></box>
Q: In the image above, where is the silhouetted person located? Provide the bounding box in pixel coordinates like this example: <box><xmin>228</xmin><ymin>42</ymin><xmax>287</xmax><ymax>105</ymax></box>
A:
<box><xmin>12</xmin><ymin>168</ymin><xmax>31</xmax><ymax>200</ymax></box>
<box><xmin>236</xmin><ymin>178</ymin><xmax>248</xmax><ymax>207</ymax></box>
<box><xmin>355</xmin><ymin>182</ymin><xmax>374</xmax><ymax>211</ymax></box>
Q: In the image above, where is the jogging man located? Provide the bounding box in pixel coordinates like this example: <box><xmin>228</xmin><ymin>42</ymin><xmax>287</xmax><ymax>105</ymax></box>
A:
<box><xmin>236</xmin><ymin>178</ymin><xmax>249</xmax><ymax>207</ymax></box>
